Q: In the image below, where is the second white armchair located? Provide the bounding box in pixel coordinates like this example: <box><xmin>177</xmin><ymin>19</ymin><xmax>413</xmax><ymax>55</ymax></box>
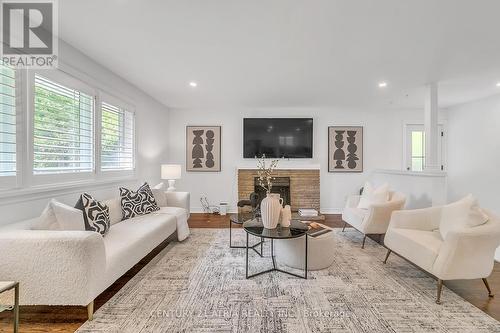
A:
<box><xmin>384</xmin><ymin>201</ymin><xmax>500</xmax><ymax>304</ymax></box>
<box><xmin>342</xmin><ymin>191</ymin><xmax>406</xmax><ymax>248</ymax></box>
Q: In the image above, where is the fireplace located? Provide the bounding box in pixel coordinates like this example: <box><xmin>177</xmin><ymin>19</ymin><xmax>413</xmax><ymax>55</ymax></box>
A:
<box><xmin>238</xmin><ymin>168</ymin><xmax>319</xmax><ymax>212</ymax></box>
<box><xmin>254</xmin><ymin>177</ymin><xmax>291</xmax><ymax>207</ymax></box>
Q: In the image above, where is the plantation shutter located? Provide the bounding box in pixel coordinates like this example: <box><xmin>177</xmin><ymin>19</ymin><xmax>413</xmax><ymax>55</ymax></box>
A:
<box><xmin>101</xmin><ymin>102</ymin><xmax>134</xmax><ymax>171</ymax></box>
<box><xmin>0</xmin><ymin>63</ymin><xmax>17</xmax><ymax>178</ymax></box>
<box><xmin>33</xmin><ymin>75</ymin><xmax>94</xmax><ymax>174</ymax></box>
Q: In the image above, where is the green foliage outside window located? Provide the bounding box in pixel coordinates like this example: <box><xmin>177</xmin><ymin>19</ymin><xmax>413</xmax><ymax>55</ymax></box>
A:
<box><xmin>33</xmin><ymin>77</ymin><xmax>93</xmax><ymax>173</ymax></box>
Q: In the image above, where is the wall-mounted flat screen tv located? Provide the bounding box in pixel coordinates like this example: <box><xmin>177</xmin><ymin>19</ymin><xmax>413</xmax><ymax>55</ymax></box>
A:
<box><xmin>243</xmin><ymin>118</ymin><xmax>313</xmax><ymax>158</ymax></box>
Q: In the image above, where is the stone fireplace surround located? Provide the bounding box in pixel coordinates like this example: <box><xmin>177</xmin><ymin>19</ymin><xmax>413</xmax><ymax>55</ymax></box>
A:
<box><xmin>237</xmin><ymin>167</ymin><xmax>320</xmax><ymax>211</ymax></box>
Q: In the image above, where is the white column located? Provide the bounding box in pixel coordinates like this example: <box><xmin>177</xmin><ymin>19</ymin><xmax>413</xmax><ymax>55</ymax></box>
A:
<box><xmin>424</xmin><ymin>83</ymin><xmax>439</xmax><ymax>171</ymax></box>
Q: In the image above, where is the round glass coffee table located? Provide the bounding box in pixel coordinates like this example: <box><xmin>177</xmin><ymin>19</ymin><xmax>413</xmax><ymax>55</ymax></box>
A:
<box><xmin>229</xmin><ymin>213</ymin><xmax>263</xmax><ymax>256</ymax></box>
<box><xmin>243</xmin><ymin>219</ymin><xmax>309</xmax><ymax>279</ymax></box>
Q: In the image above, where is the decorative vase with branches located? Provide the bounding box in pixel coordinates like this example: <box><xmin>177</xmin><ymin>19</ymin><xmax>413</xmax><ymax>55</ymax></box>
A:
<box><xmin>256</xmin><ymin>154</ymin><xmax>280</xmax><ymax>194</ymax></box>
<box><xmin>256</xmin><ymin>155</ymin><xmax>282</xmax><ymax>229</ymax></box>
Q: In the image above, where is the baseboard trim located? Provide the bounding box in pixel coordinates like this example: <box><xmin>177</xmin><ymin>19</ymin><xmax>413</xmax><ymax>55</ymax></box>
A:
<box><xmin>190</xmin><ymin>206</ymin><xmax>238</xmax><ymax>214</ymax></box>
<box><xmin>319</xmin><ymin>208</ymin><xmax>343</xmax><ymax>214</ymax></box>
<box><xmin>189</xmin><ymin>207</ymin><xmax>343</xmax><ymax>215</ymax></box>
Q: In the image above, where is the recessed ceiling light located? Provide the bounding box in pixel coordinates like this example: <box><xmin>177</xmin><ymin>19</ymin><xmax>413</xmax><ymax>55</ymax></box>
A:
<box><xmin>496</xmin><ymin>82</ymin><xmax>500</xmax><ymax>87</ymax></box>
<box><xmin>378</xmin><ymin>82</ymin><xmax>387</xmax><ymax>88</ymax></box>
<box><xmin>189</xmin><ymin>81</ymin><xmax>197</xmax><ymax>87</ymax></box>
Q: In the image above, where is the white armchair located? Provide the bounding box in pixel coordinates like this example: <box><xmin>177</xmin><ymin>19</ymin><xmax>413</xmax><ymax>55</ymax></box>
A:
<box><xmin>384</xmin><ymin>207</ymin><xmax>500</xmax><ymax>303</ymax></box>
<box><xmin>342</xmin><ymin>191</ymin><xmax>406</xmax><ymax>248</ymax></box>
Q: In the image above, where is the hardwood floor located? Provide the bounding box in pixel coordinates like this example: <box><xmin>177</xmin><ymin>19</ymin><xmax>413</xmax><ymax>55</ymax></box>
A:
<box><xmin>187</xmin><ymin>212</ymin><xmax>346</xmax><ymax>228</ymax></box>
<box><xmin>1</xmin><ymin>213</ymin><xmax>499</xmax><ymax>332</ymax></box>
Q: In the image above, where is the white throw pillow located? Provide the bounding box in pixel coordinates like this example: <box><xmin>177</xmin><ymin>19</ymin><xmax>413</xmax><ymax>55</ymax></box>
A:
<box><xmin>52</xmin><ymin>200</ymin><xmax>86</xmax><ymax>231</ymax></box>
<box><xmin>32</xmin><ymin>199</ymin><xmax>85</xmax><ymax>231</ymax></box>
<box><xmin>357</xmin><ymin>182</ymin><xmax>389</xmax><ymax>209</ymax></box>
<box><xmin>32</xmin><ymin>200</ymin><xmax>59</xmax><ymax>230</ymax></box>
<box><xmin>467</xmin><ymin>206</ymin><xmax>489</xmax><ymax>228</ymax></box>
<box><xmin>439</xmin><ymin>194</ymin><xmax>476</xmax><ymax>240</ymax></box>
<box><xmin>103</xmin><ymin>197</ymin><xmax>123</xmax><ymax>225</ymax></box>
<box><xmin>153</xmin><ymin>182</ymin><xmax>165</xmax><ymax>190</ymax></box>
<box><xmin>152</xmin><ymin>189</ymin><xmax>168</xmax><ymax>207</ymax></box>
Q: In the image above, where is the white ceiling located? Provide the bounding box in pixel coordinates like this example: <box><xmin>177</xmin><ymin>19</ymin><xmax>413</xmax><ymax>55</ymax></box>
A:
<box><xmin>59</xmin><ymin>0</ymin><xmax>500</xmax><ymax>109</ymax></box>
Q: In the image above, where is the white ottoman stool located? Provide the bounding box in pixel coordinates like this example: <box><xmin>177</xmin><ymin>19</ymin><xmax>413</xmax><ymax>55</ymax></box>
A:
<box><xmin>274</xmin><ymin>232</ymin><xmax>335</xmax><ymax>270</ymax></box>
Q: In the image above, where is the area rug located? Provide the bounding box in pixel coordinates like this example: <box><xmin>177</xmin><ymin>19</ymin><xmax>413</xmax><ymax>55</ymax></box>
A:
<box><xmin>77</xmin><ymin>228</ymin><xmax>500</xmax><ymax>332</ymax></box>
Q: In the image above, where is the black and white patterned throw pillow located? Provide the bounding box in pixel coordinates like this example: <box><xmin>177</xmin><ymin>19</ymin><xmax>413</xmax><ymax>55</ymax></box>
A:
<box><xmin>75</xmin><ymin>193</ymin><xmax>111</xmax><ymax>236</ymax></box>
<box><xmin>120</xmin><ymin>182</ymin><xmax>160</xmax><ymax>220</ymax></box>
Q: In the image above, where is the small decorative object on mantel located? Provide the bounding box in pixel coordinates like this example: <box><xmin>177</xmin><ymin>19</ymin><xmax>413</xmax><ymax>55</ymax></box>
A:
<box><xmin>256</xmin><ymin>155</ymin><xmax>282</xmax><ymax>229</ymax></box>
<box><xmin>328</xmin><ymin>126</ymin><xmax>363</xmax><ymax>172</ymax></box>
<box><xmin>186</xmin><ymin>126</ymin><xmax>221</xmax><ymax>172</ymax></box>
<box><xmin>281</xmin><ymin>205</ymin><xmax>292</xmax><ymax>227</ymax></box>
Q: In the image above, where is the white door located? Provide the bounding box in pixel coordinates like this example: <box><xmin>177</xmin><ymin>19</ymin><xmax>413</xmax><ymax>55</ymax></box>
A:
<box><xmin>405</xmin><ymin>124</ymin><xmax>445</xmax><ymax>172</ymax></box>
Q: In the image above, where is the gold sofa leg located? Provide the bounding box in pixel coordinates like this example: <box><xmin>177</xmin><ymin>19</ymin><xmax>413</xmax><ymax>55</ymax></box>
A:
<box><xmin>87</xmin><ymin>300</ymin><xmax>94</xmax><ymax>321</ymax></box>
<box><xmin>482</xmin><ymin>278</ymin><xmax>494</xmax><ymax>297</ymax></box>
<box><xmin>436</xmin><ymin>279</ymin><xmax>443</xmax><ymax>304</ymax></box>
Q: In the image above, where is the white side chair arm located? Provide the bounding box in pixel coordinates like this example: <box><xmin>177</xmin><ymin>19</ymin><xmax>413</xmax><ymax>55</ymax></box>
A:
<box><xmin>433</xmin><ymin>221</ymin><xmax>500</xmax><ymax>280</ymax></box>
<box><xmin>345</xmin><ymin>195</ymin><xmax>361</xmax><ymax>208</ymax></box>
<box><xmin>363</xmin><ymin>199</ymin><xmax>406</xmax><ymax>234</ymax></box>
<box><xmin>388</xmin><ymin>206</ymin><xmax>441</xmax><ymax>231</ymax></box>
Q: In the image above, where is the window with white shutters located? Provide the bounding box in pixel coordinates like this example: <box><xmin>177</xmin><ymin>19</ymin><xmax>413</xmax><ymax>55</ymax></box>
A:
<box><xmin>33</xmin><ymin>75</ymin><xmax>94</xmax><ymax>174</ymax></box>
<box><xmin>0</xmin><ymin>63</ymin><xmax>17</xmax><ymax>180</ymax></box>
<box><xmin>100</xmin><ymin>102</ymin><xmax>134</xmax><ymax>171</ymax></box>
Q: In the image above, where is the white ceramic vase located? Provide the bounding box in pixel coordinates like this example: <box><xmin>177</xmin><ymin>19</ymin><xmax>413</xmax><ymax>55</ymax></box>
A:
<box><xmin>261</xmin><ymin>193</ymin><xmax>283</xmax><ymax>229</ymax></box>
<box><xmin>281</xmin><ymin>205</ymin><xmax>292</xmax><ymax>227</ymax></box>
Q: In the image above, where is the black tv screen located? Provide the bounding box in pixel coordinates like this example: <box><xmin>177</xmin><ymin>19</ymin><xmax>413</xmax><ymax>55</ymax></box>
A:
<box><xmin>243</xmin><ymin>118</ymin><xmax>313</xmax><ymax>158</ymax></box>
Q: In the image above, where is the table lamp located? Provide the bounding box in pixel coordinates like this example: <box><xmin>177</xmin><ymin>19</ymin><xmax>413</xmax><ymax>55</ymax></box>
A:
<box><xmin>161</xmin><ymin>164</ymin><xmax>181</xmax><ymax>192</ymax></box>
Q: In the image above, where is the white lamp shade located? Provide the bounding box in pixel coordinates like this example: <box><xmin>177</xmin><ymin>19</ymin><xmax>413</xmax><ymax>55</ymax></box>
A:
<box><xmin>161</xmin><ymin>164</ymin><xmax>181</xmax><ymax>180</ymax></box>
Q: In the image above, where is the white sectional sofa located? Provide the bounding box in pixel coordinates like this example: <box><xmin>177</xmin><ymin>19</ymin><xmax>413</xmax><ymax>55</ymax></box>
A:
<box><xmin>0</xmin><ymin>191</ymin><xmax>190</xmax><ymax>320</ymax></box>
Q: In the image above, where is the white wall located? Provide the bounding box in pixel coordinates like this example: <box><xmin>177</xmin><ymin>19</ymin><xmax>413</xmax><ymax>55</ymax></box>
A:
<box><xmin>447</xmin><ymin>94</ymin><xmax>500</xmax><ymax>213</ymax></box>
<box><xmin>447</xmin><ymin>94</ymin><xmax>500</xmax><ymax>261</ymax></box>
<box><xmin>370</xmin><ymin>170</ymin><xmax>447</xmax><ymax>209</ymax></box>
<box><xmin>0</xmin><ymin>40</ymin><xmax>170</xmax><ymax>226</ymax></box>
<box><xmin>168</xmin><ymin>107</ymin><xmax>426</xmax><ymax>213</ymax></box>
